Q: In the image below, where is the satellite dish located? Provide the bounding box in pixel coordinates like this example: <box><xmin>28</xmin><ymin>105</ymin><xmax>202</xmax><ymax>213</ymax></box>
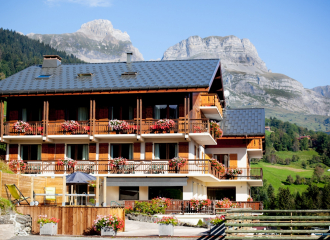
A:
<box><xmin>224</xmin><ymin>90</ymin><xmax>230</xmax><ymax>98</ymax></box>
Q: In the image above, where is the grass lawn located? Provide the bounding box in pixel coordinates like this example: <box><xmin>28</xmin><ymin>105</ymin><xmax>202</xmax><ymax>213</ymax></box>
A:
<box><xmin>265</xmin><ymin>130</ymin><xmax>271</xmax><ymax>136</ymax></box>
<box><xmin>252</xmin><ymin>149</ymin><xmax>330</xmax><ymax>194</ymax></box>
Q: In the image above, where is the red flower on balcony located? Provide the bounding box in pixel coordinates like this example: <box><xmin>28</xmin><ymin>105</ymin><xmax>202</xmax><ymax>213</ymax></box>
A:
<box><xmin>61</xmin><ymin>120</ymin><xmax>80</xmax><ymax>132</ymax></box>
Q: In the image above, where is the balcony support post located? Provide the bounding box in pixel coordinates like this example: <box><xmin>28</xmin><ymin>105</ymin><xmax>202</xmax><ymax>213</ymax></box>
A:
<box><xmin>62</xmin><ymin>175</ymin><xmax>66</xmax><ymax>206</ymax></box>
<box><xmin>187</xmin><ymin>95</ymin><xmax>190</xmax><ymax>133</ymax></box>
<box><xmin>103</xmin><ymin>177</ymin><xmax>107</xmax><ymax>207</ymax></box>
<box><xmin>184</xmin><ymin>96</ymin><xmax>186</xmax><ymax>134</ymax></box>
<box><xmin>140</xmin><ymin>97</ymin><xmax>142</xmax><ymax>135</ymax></box>
<box><xmin>46</xmin><ymin>101</ymin><xmax>49</xmax><ymax>137</ymax></box>
<box><xmin>0</xmin><ymin>100</ymin><xmax>3</xmax><ymax>142</ymax></box>
<box><xmin>93</xmin><ymin>100</ymin><xmax>96</xmax><ymax>137</ymax></box>
<box><xmin>89</xmin><ymin>99</ymin><xmax>92</xmax><ymax>138</ymax></box>
<box><xmin>95</xmin><ymin>176</ymin><xmax>99</xmax><ymax>207</ymax></box>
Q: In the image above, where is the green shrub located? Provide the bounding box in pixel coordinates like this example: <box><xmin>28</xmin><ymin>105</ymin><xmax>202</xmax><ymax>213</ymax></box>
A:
<box><xmin>133</xmin><ymin>199</ymin><xmax>168</xmax><ymax>215</ymax></box>
<box><xmin>0</xmin><ymin>160</ymin><xmax>14</xmax><ymax>174</ymax></box>
<box><xmin>197</xmin><ymin>219</ymin><xmax>204</xmax><ymax>227</ymax></box>
<box><xmin>0</xmin><ymin>197</ymin><xmax>15</xmax><ymax>214</ymax></box>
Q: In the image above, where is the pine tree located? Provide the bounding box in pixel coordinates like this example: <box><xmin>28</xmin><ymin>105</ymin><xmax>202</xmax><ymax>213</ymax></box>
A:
<box><xmin>322</xmin><ymin>184</ymin><xmax>330</xmax><ymax>209</ymax></box>
<box><xmin>277</xmin><ymin>187</ymin><xmax>295</xmax><ymax>210</ymax></box>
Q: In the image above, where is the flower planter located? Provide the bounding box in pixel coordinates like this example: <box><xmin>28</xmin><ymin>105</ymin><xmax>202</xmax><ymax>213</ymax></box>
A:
<box><xmin>158</xmin><ymin>224</ymin><xmax>174</xmax><ymax>236</ymax></box>
<box><xmin>40</xmin><ymin>223</ymin><xmax>58</xmax><ymax>235</ymax></box>
<box><xmin>209</xmin><ymin>223</ymin><xmax>225</xmax><ymax>236</ymax></box>
<box><xmin>101</xmin><ymin>226</ymin><xmax>117</xmax><ymax>236</ymax></box>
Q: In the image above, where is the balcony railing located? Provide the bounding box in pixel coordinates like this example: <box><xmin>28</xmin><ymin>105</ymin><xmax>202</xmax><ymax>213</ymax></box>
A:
<box><xmin>200</xmin><ymin>93</ymin><xmax>223</xmax><ymax>116</ymax></box>
<box><xmin>4</xmin><ymin>121</ymin><xmax>43</xmax><ymax>136</ymax></box>
<box><xmin>48</xmin><ymin>121</ymin><xmax>90</xmax><ymax>135</ymax></box>
<box><xmin>94</xmin><ymin>120</ymin><xmax>138</xmax><ymax>135</ymax></box>
<box><xmin>124</xmin><ymin>200</ymin><xmax>263</xmax><ymax>213</ymax></box>
<box><xmin>19</xmin><ymin>160</ymin><xmax>263</xmax><ymax>180</ymax></box>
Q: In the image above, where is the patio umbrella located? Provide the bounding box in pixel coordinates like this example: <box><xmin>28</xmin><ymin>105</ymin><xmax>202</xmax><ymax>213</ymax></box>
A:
<box><xmin>66</xmin><ymin>171</ymin><xmax>96</xmax><ymax>184</ymax></box>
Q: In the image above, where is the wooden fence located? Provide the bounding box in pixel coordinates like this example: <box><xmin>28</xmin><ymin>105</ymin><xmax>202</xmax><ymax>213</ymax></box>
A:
<box><xmin>16</xmin><ymin>206</ymin><xmax>125</xmax><ymax>235</ymax></box>
<box><xmin>225</xmin><ymin>209</ymin><xmax>330</xmax><ymax>239</ymax></box>
<box><xmin>0</xmin><ymin>172</ymin><xmax>64</xmax><ymax>204</ymax></box>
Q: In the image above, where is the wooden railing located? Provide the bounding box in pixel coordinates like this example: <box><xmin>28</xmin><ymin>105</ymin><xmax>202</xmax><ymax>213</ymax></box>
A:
<box><xmin>20</xmin><ymin>160</ymin><xmax>263</xmax><ymax>180</ymax></box>
<box><xmin>48</xmin><ymin>121</ymin><xmax>90</xmax><ymax>135</ymax></box>
<box><xmin>94</xmin><ymin>120</ymin><xmax>138</xmax><ymax>135</ymax></box>
<box><xmin>200</xmin><ymin>93</ymin><xmax>223</xmax><ymax>116</ymax></box>
<box><xmin>4</xmin><ymin>121</ymin><xmax>43</xmax><ymax>136</ymax></box>
<box><xmin>124</xmin><ymin>200</ymin><xmax>263</xmax><ymax>214</ymax></box>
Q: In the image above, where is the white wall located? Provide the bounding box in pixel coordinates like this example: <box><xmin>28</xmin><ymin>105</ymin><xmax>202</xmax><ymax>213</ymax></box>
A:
<box><xmin>139</xmin><ymin>186</ymin><xmax>148</xmax><ymax>200</ymax></box>
<box><xmin>205</xmin><ymin>147</ymin><xmax>248</xmax><ymax>168</ymax></box>
<box><xmin>206</xmin><ymin>181</ymin><xmax>250</xmax><ymax>201</ymax></box>
<box><xmin>183</xmin><ymin>177</ymin><xmax>207</xmax><ymax>200</ymax></box>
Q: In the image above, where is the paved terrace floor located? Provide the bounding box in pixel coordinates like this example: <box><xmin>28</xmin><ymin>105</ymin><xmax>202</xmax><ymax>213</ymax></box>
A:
<box><xmin>10</xmin><ymin>220</ymin><xmax>211</xmax><ymax>240</ymax></box>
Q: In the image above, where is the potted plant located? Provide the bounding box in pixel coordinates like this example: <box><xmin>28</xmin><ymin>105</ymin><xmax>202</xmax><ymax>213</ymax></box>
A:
<box><xmin>37</xmin><ymin>215</ymin><xmax>60</xmax><ymax>236</ymax></box>
<box><xmin>93</xmin><ymin>215</ymin><xmax>124</xmax><ymax>236</ymax></box>
<box><xmin>210</xmin><ymin>121</ymin><xmax>223</xmax><ymax>139</ymax></box>
<box><xmin>190</xmin><ymin>198</ymin><xmax>211</xmax><ymax>212</ymax></box>
<box><xmin>57</xmin><ymin>157</ymin><xmax>77</xmax><ymax>173</ymax></box>
<box><xmin>209</xmin><ymin>159</ymin><xmax>226</xmax><ymax>176</ymax></box>
<box><xmin>209</xmin><ymin>215</ymin><xmax>225</xmax><ymax>236</ymax></box>
<box><xmin>247</xmin><ymin>196</ymin><xmax>253</xmax><ymax>202</ymax></box>
<box><xmin>215</xmin><ymin>198</ymin><xmax>240</xmax><ymax>211</ymax></box>
<box><xmin>168</xmin><ymin>157</ymin><xmax>187</xmax><ymax>173</ymax></box>
<box><xmin>109</xmin><ymin>120</ymin><xmax>130</xmax><ymax>134</ymax></box>
<box><xmin>13</xmin><ymin>121</ymin><xmax>31</xmax><ymax>134</ymax></box>
<box><xmin>155</xmin><ymin>119</ymin><xmax>175</xmax><ymax>133</ymax></box>
<box><xmin>155</xmin><ymin>216</ymin><xmax>178</xmax><ymax>236</ymax></box>
<box><xmin>109</xmin><ymin>157</ymin><xmax>127</xmax><ymax>173</ymax></box>
<box><xmin>227</xmin><ymin>168</ymin><xmax>243</xmax><ymax>179</ymax></box>
<box><xmin>8</xmin><ymin>159</ymin><xmax>26</xmax><ymax>173</ymax></box>
<box><xmin>61</xmin><ymin>120</ymin><xmax>80</xmax><ymax>134</ymax></box>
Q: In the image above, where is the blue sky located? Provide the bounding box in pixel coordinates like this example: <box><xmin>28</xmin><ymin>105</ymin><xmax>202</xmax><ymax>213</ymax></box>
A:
<box><xmin>0</xmin><ymin>0</ymin><xmax>329</xmax><ymax>89</ymax></box>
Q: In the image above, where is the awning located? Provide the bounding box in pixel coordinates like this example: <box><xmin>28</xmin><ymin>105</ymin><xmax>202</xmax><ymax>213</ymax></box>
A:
<box><xmin>106</xmin><ymin>177</ymin><xmax>188</xmax><ymax>187</ymax></box>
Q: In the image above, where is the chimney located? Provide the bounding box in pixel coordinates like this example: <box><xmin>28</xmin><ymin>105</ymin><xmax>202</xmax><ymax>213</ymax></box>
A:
<box><xmin>42</xmin><ymin>55</ymin><xmax>62</xmax><ymax>68</ymax></box>
<box><xmin>126</xmin><ymin>52</ymin><xmax>133</xmax><ymax>64</ymax></box>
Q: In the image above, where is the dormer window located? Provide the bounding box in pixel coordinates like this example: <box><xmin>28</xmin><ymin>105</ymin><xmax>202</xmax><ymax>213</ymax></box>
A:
<box><xmin>77</xmin><ymin>73</ymin><xmax>93</xmax><ymax>77</ymax></box>
<box><xmin>36</xmin><ymin>75</ymin><xmax>52</xmax><ymax>79</ymax></box>
<box><xmin>121</xmin><ymin>72</ymin><xmax>137</xmax><ymax>76</ymax></box>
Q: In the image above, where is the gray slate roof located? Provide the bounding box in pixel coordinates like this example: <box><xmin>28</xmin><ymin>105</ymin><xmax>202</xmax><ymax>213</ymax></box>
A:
<box><xmin>0</xmin><ymin>59</ymin><xmax>220</xmax><ymax>95</ymax></box>
<box><xmin>222</xmin><ymin>108</ymin><xmax>265</xmax><ymax>136</ymax></box>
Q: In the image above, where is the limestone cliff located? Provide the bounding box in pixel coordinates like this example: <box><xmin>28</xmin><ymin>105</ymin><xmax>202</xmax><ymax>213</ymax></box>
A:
<box><xmin>27</xmin><ymin>19</ymin><xmax>143</xmax><ymax>63</ymax></box>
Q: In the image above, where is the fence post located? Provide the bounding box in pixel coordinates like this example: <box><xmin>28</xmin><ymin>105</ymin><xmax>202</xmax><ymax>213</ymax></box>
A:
<box><xmin>62</xmin><ymin>176</ymin><xmax>66</xmax><ymax>206</ymax></box>
<box><xmin>95</xmin><ymin>176</ymin><xmax>99</xmax><ymax>207</ymax></box>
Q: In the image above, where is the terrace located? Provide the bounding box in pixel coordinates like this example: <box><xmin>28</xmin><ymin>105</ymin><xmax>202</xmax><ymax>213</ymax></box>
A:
<box><xmin>19</xmin><ymin>159</ymin><xmax>263</xmax><ymax>184</ymax></box>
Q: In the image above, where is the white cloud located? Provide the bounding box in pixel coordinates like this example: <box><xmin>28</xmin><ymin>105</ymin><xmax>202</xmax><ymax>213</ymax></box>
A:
<box><xmin>46</xmin><ymin>0</ymin><xmax>112</xmax><ymax>7</ymax></box>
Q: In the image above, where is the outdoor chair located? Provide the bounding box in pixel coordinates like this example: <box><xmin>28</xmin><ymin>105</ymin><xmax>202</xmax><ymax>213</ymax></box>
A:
<box><xmin>44</xmin><ymin>187</ymin><xmax>56</xmax><ymax>205</ymax></box>
<box><xmin>5</xmin><ymin>184</ymin><xmax>30</xmax><ymax>205</ymax></box>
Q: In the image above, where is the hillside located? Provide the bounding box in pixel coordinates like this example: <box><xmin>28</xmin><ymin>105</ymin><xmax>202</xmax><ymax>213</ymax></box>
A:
<box><xmin>0</xmin><ymin>28</ymin><xmax>84</xmax><ymax>79</ymax></box>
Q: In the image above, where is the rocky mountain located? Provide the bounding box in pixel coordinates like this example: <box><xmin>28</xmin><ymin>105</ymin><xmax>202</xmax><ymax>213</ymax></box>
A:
<box><xmin>312</xmin><ymin>85</ymin><xmax>330</xmax><ymax>99</ymax></box>
<box><xmin>27</xmin><ymin>19</ymin><xmax>143</xmax><ymax>63</ymax></box>
<box><xmin>162</xmin><ymin>35</ymin><xmax>330</xmax><ymax>121</ymax></box>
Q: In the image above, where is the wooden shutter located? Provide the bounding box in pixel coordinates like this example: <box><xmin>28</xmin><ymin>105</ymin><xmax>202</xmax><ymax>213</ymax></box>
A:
<box><xmin>178</xmin><ymin>142</ymin><xmax>189</xmax><ymax>173</ymax></box>
<box><xmin>96</xmin><ymin>106</ymin><xmax>108</xmax><ymax>119</ymax></box>
<box><xmin>41</xmin><ymin>144</ymin><xmax>48</xmax><ymax>160</ymax></box>
<box><xmin>9</xmin><ymin>144</ymin><xmax>18</xmax><ymax>160</ymax></box>
<box><xmin>99</xmin><ymin>143</ymin><xmax>108</xmax><ymax>160</ymax></box>
<box><xmin>145</xmin><ymin>142</ymin><xmax>153</xmax><ymax>160</ymax></box>
<box><xmin>229</xmin><ymin>154</ymin><xmax>238</xmax><ymax>168</ymax></box>
<box><xmin>89</xmin><ymin>143</ymin><xmax>96</xmax><ymax>160</ymax></box>
<box><xmin>133</xmin><ymin>143</ymin><xmax>141</xmax><ymax>160</ymax></box>
<box><xmin>146</xmin><ymin>106</ymin><xmax>153</xmax><ymax>119</ymax></box>
<box><xmin>9</xmin><ymin>110</ymin><xmax>18</xmax><ymax>121</ymax></box>
<box><xmin>205</xmin><ymin>154</ymin><xmax>213</xmax><ymax>159</ymax></box>
<box><xmin>178</xmin><ymin>142</ymin><xmax>189</xmax><ymax>158</ymax></box>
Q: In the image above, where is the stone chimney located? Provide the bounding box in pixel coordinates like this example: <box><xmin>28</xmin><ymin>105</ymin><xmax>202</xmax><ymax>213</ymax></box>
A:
<box><xmin>42</xmin><ymin>55</ymin><xmax>62</xmax><ymax>68</ymax></box>
<box><xmin>127</xmin><ymin>52</ymin><xmax>133</xmax><ymax>64</ymax></box>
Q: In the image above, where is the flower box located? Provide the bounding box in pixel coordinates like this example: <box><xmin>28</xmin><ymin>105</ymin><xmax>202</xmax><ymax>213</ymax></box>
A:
<box><xmin>101</xmin><ymin>226</ymin><xmax>117</xmax><ymax>236</ymax></box>
<box><xmin>209</xmin><ymin>223</ymin><xmax>225</xmax><ymax>236</ymax></box>
<box><xmin>158</xmin><ymin>224</ymin><xmax>174</xmax><ymax>236</ymax></box>
<box><xmin>40</xmin><ymin>223</ymin><xmax>58</xmax><ymax>236</ymax></box>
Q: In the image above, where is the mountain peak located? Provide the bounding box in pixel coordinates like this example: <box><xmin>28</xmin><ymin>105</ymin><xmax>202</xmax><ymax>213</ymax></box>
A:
<box><xmin>77</xmin><ymin>19</ymin><xmax>130</xmax><ymax>42</ymax></box>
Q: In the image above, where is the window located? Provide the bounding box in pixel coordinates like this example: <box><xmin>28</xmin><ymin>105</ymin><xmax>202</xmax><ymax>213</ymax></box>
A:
<box><xmin>207</xmin><ymin>187</ymin><xmax>236</xmax><ymax>201</ymax></box>
<box><xmin>154</xmin><ymin>143</ymin><xmax>177</xmax><ymax>159</ymax></box>
<box><xmin>78</xmin><ymin>107</ymin><xmax>88</xmax><ymax>121</ymax></box>
<box><xmin>20</xmin><ymin>145</ymin><xmax>41</xmax><ymax>160</ymax></box>
<box><xmin>119</xmin><ymin>187</ymin><xmax>139</xmax><ymax>200</ymax></box>
<box><xmin>154</xmin><ymin>105</ymin><xmax>178</xmax><ymax>119</ymax></box>
<box><xmin>149</xmin><ymin>187</ymin><xmax>183</xmax><ymax>200</ymax></box>
<box><xmin>77</xmin><ymin>73</ymin><xmax>93</xmax><ymax>77</ymax></box>
<box><xmin>121</xmin><ymin>72</ymin><xmax>137</xmax><ymax>76</ymax></box>
<box><xmin>214</xmin><ymin>154</ymin><xmax>229</xmax><ymax>168</ymax></box>
<box><xmin>110</xmin><ymin>106</ymin><xmax>133</xmax><ymax>120</ymax></box>
<box><xmin>67</xmin><ymin>144</ymin><xmax>89</xmax><ymax>160</ymax></box>
<box><xmin>36</xmin><ymin>75</ymin><xmax>52</xmax><ymax>79</ymax></box>
<box><xmin>111</xmin><ymin>144</ymin><xmax>133</xmax><ymax>159</ymax></box>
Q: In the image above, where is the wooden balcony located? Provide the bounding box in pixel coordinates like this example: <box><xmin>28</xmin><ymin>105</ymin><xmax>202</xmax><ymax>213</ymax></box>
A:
<box><xmin>48</xmin><ymin>121</ymin><xmax>90</xmax><ymax>135</ymax></box>
<box><xmin>200</xmin><ymin>93</ymin><xmax>223</xmax><ymax>120</ymax></box>
<box><xmin>20</xmin><ymin>160</ymin><xmax>263</xmax><ymax>182</ymax></box>
<box><xmin>4</xmin><ymin>121</ymin><xmax>43</xmax><ymax>136</ymax></box>
<box><xmin>124</xmin><ymin>200</ymin><xmax>263</xmax><ymax>213</ymax></box>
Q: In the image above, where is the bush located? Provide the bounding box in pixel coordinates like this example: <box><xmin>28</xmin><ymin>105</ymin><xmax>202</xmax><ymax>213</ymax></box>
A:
<box><xmin>133</xmin><ymin>198</ymin><xmax>170</xmax><ymax>215</ymax></box>
<box><xmin>292</xmin><ymin>155</ymin><xmax>300</xmax><ymax>162</ymax></box>
<box><xmin>0</xmin><ymin>197</ymin><xmax>15</xmax><ymax>214</ymax></box>
<box><xmin>286</xmin><ymin>175</ymin><xmax>294</xmax><ymax>185</ymax></box>
<box><xmin>294</xmin><ymin>175</ymin><xmax>302</xmax><ymax>185</ymax></box>
<box><xmin>0</xmin><ymin>160</ymin><xmax>14</xmax><ymax>174</ymax></box>
<box><xmin>285</xmin><ymin>158</ymin><xmax>291</xmax><ymax>165</ymax></box>
<box><xmin>301</xmin><ymin>161</ymin><xmax>307</xmax><ymax>169</ymax></box>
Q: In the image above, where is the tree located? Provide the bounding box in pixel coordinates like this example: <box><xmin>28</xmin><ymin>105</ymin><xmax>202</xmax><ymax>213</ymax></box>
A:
<box><xmin>286</xmin><ymin>175</ymin><xmax>294</xmax><ymax>185</ymax></box>
<box><xmin>300</xmin><ymin>138</ymin><xmax>309</xmax><ymax>151</ymax></box>
<box><xmin>301</xmin><ymin>161</ymin><xmax>307</xmax><ymax>169</ymax></box>
<box><xmin>285</xmin><ymin>158</ymin><xmax>291</xmax><ymax>165</ymax></box>
<box><xmin>277</xmin><ymin>187</ymin><xmax>295</xmax><ymax>210</ymax></box>
<box><xmin>295</xmin><ymin>192</ymin><xmax>304</xmax><ymax>210</ymax></box>
<box><xmin>0</xmin><ymin>72</ymin><xmax>5</xmax><ymax>80</ymax></box>
<box><xmin>292</xmin><ymin>155</ymin><xmax>300</xmax><ymax>162</ymax></box>
<box><xmin>304</xmin><ymin>184</ymin><xmax>322</xmax><ymax>209</ymax></box>
<box><xmin>294</xmin><ymin>175</ymin><xmax>302</xmax><ymax>185</ymax></box>
<box><xmin>312</xmin><ymin>166</ymin><xmax>324</xmax><ymax>182</ymax></box>
<box><xmin>267</xmin><ymin>184</ymin><xmax>276</xmax><ymax>209</ymax></box>
<box><xmin>322</xmin><ymin>184</ymin><xmax>330</xmax><ymax>209</ymax></box>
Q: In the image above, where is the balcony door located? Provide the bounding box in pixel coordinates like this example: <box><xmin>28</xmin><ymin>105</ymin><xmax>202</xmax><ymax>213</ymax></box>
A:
<box><xmin>207</xmin><ymin>187</ymin><xmax>236</xmax><ymax>201</ymax></box>
<box><xmin>154</xmin><ymin>143</ymin><xmax>177</xmax><ymax>159</ymax></box>
<box><xmin>154</xmin><ymin>105</ymin><xmax>178</xmax><ymax>119</ymax></box>
<box><xmin>214</xmin><ymin>154</ymin><xmax>229</xmax><ymax>168</ymax></box>
<box><xmin>67</xmin><ymin>144</ymin><xmax>89</xmax><ymax>160</ymax></box>
<box><xmin>20</xmin><ymin>144</ymin><xmax>41</xmax><ymax>160</ymax></box>
<box><xmin>110</xmin><ymin>144</ymin><xmax>133</xmax><ymax>159</ymax></box>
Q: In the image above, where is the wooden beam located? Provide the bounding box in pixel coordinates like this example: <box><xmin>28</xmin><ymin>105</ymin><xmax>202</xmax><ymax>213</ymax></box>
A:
<box><xmin>43</xmin><ymin>101</ymin><xmax>46</xmax><ymax>137</ymax></box>
<box><xmin>95</xmin><ymin>176</ymin><xmax>99</xmax><ymax>207</ymax></box>
<box><xmin>93</xmin><ymin>100</ymin><xmax>96</xmax><ymax>137</ymax></box>
<box><xmin>136</xmin><ymin>97</ymin><xmax>139</xmax><ymax>135</ymax></box>
<box><xmin>62</xmin><ymin>176</ymin><xmax>66</xmax><ymax>206</ymax></box>
<box><xmin>139</xmin><ymin>97</ymin><xmax>142</xmax><ymax>136</ymax></box>
<box><xmin>0</xmin><ymin>101</ymin><xmax>3</xmax><ymax>142</ymax></box>
<box><xmin>30</xmin><ymin>176</ymin><xmax>34</xmax><ymax>205</ymax></box>
<box><xmin>184</xmin><ymin>96</ymin><xmax>186</xmax><ymax>134</ymax></box>
<box><xmin>0</xmin><ymin>87</ymin><xmax>209</xmax><ymax>98</ymax></box>
<box><xmin>103</xmin><ymin>177</ymin><xmax>106</xmax><ymax>207</ymax></box>
<box><xmin>46</xmin><ymin>101</ymin><xmax>49</xmax><ymax>138</ymax></box>
<box><xmin>89</xmin><ymin>99</ymin><xmax>92</xmax><ymax>138</ymax></box>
